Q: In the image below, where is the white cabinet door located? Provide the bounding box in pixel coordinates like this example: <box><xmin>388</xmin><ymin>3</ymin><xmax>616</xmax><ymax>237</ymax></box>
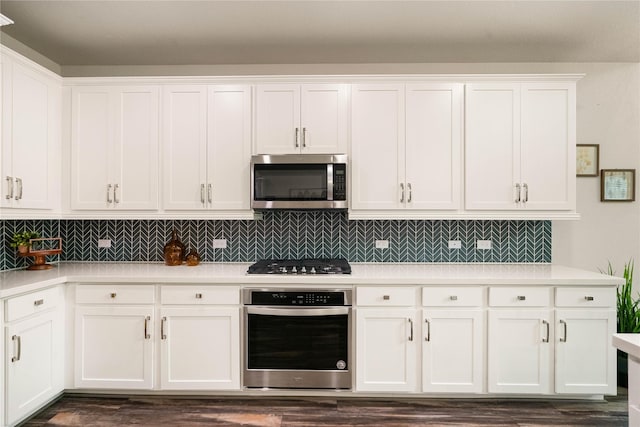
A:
<box><xmin>160</xmin><ymin>307</ymin><xmax>240</xmax><ymax>390</ymax></box>
<box><xmin>555</xmin><ymin>309</ymin><xmax>616</xmax><ymax>394</ymax></box>
<box><xmin>520</xmin><ymin>82</ymin><xmax>575</xmax><ymax>210</ymax></box>
<box><xmin>75</xmin><ymin>306</ymin><xmax>154</xmax><ymax>389</ymax></box>
<box><xmin>355</xmin><ymin>308</ymin><xmax>417</xmax><ymax>392</ymax></box>
<box><xmin>162</xmin><ymin>85</ymin><xmax>208</xmax><ymax>210</ymax></box>
<box><xmin>2</xmin><ymin>57</ymin><xmax>58</xmax><ymax>209</ymax></box>
<box><xmin>207</xmin><ymin>85</ymin><xmax>251</xmax><ymax>210</ymax></box>
<box><xmin>422</xmin><ymin>309</ymin><xmax>483</xmax><ymax>393</ymax></box>
<box><xmin>113</xmin><ymin>86</ymin><xmax>159</xmax><ymax>209</ymax></box>
<box><xmin>351</xmin><ymin>84</ymin><xmax>405</xmax><ymax>210</ymax></box>
<box><xmin>405</xmin><ymin>83</ymin><xmax>462</xmax><ymax>210</ymax></box>
<box><xmin>71</xmin><ymin>86</ymin><xmax>160</xmax><ymax>210</ymax></box>
<box><xmin>300</xmin><ymin>84</ymin><xmax>347</xmax><ymax>154</ymax></box>
<box><xmin>465</xmin><ymin>83</ymin><xmax>520</xmax><ymax>211</ymax></box>
<box><xmin>488</xmin><ymin>309</ymin><xmax>552</xmax><ymax>394</ymax></box>
<box><xmin>6</xmin><ymin>310</ymin><xmax>63</xmax><ymax>426</ymax></box>
<box><xmin>255</xmin><ymin>84</ymin><xmax>300</xmax><ymax>154</ymax></box>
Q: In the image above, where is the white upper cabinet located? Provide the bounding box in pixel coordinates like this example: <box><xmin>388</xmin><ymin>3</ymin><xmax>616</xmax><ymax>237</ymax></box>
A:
<box><xmin>71</xmin><ymin>85</ymin><xmax>159</xmax><ymax>210</ymax></box>
<box><xmin>465</xmin><ymin>81</ymin><xmax>576</xmax><ymax>212</ymax></box>
<box><xmin>351</xmin><ymin>83</ymin><xmax>462</xmax><ymax>214</ymax></box>
<box><xmin>255</xmin><ymin>84</ymin><xmax>347</xmax><ymax>154</ymax></box>
<box><xmin>162</xmin><ymin>85</ymin><xmax>251</xmax><ymax>211</ymax></box>
<box><xmin>1</xmin><ymin>51</ymin><xmax>61</xmax><ymax>210</ymax></box>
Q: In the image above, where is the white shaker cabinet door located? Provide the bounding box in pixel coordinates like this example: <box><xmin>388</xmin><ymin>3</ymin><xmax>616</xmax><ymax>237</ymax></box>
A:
<box><xmin>255</xmin><ymin>84</ymin><xmax>300</xmax><ymax>154</ymax></box>
<box><xmin>162</xmin><ymin>85</ymin><xmax>208</xmax><ymax>210</ymax></box>
<box><xmin>351</xmin><ymin>84</ymin><xmax>405</xmax><ymax>210</ymax></box>
<box><xmin>300</xmin><ymin>84</ymin><xmax>348</xmax><ymax>154</ymax></box>
<box><xmin>355</xmin><ymin>308</ymin><xmax>418</xmax><ymax>392</ymax></box>
<box><xmin>465</xmin><ymin>83</ymin><xmax>521</xmax><ymax>210</ymax></box>
<box><xmin>405</xmin><ymin>83</ymin><xmax>462</xmax><ymax>210</ymax></box>
<box><xmin>160</xmin><ymin>307</ymin><xmax>240</xmax><ymax>390</ymax></box>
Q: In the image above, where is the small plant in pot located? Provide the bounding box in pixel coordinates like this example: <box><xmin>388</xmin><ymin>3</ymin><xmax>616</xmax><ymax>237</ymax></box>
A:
<box><xmin>603</xmin><ymin>260</ymin><xmax>640</xmax><ymax>387</ymax></box>
<box><xmin>9</xmin><ymin>231</ymin><xmax>40</xmax><ymax>254</ymax></box>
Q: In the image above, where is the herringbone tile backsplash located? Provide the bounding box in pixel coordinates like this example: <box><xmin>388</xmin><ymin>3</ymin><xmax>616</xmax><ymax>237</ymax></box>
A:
<box><xmin>1</xmin><ymin>213</ymin><xmax>551</xmax><ymax>270</ymax></box>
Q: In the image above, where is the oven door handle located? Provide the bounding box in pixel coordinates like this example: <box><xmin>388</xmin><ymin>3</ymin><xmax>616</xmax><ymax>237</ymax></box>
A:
<box><xmin>245</xmin><ymin>307</ymin><xmax>350</xmax><ymax>316</ymax></box>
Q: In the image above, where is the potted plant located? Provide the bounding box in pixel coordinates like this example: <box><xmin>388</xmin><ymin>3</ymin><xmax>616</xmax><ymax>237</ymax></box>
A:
<box><xmin>9</xmin><ymin>231</ymin><xmax>40</xmax><ymax>254</ymax></box>
<box><xmin>603</xmin><ymin>260</ymin><xmax>640</xmax><ymax>387</ymax></box>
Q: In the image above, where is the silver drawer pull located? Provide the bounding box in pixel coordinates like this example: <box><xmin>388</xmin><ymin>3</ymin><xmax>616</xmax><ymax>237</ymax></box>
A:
<box><xmin>450</xmin><ymin>295</ymin><xmax>458</xmax><ymax>301</ymax></box>
<box><xmin>110</xmin><ymin>292</ymin><xmax>117</xmax><ymax>299</ymax></box>
<box><xmin>425</xmin><ymin>319</ymin><xmax>431</xmax><ymax>342</ymax></box>
<box><xmin>408</xmin><ymin>318</ymin><xmax>414</xmax><ymax>342</ymax></box>
<box><xmin>144</xmin><ymin>316</ymin><xmax>151</xmax><ymax>339</ymax></box>
<box><xmin>11</xmin><ymin>335</ymin><xmax>21</xmax><ymax>362</ymax></box>
<box><xmin>517</xmin><ymin>296</ymin><xmax>526</xmax><ymax>301</ymax></box>
<box><xmin>34</xmin><ymin>299</ymin><xmax>44</xmax><ymax>306</ymax></box>
<box><xmin>383</xmin><ymin>295</ymin><xmax>390</xmax><ymax>300</ymax></box>
<box><xmin>161</xmin><ymin>317</ymin><xmax>167</xmax><ymax>340</ymax></box>
<box><xmin>542</xmin><ymin>319</ymin><xmax>550</xmax><ymax>343</ymax></box>
<box><xmin>195</xmin><ymin>293</ymin><xmax>203</xmax><ymax>299</ymax></box>
<box><xmin>584</xmin><ymin>296</ymin><xmax>594</xmax><ymax>301</ymax></box>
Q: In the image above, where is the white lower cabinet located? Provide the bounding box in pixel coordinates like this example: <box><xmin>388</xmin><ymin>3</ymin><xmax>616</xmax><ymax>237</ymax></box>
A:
<box><xmin>4</xmin><ymin>287</ymin><xmax>64</xmax><ymax>427</ymax></box>
<box><xmin>422</xmin><ymin>286</ymin><xmax>484</xmax><ymax>393</ymax></box>
<box><xmin>74</xmin><ymin>285</ymin><xmax>155</xmax><ymax>389</ymax></box>
<box><xmin>159</xmin><ymin>285</ymin><xmax>240</xmax><ymax>390</ymax></box>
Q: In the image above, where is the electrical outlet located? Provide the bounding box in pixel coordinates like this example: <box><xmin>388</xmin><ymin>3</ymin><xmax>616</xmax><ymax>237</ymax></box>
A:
<box><xmin>448</xmin><ymin>240</ymin><xmax>462</xmax><ymax>249</ymax></box>
<box><xmin>212</xmin><ymin>239</ymin><xmax>227</xmax><ymax>249</ymax></box>
<box><xmin>477</xmin><ymin>240</ymin><xmax>492</xmax><ymax>250</ymax></box>
<box><xmin>375</xmin><ymin>240</ymin><xmax>389</xmax><ymax>249</ymax></box>
<box><xmin>98</xmin><ymin>239</ymin><xmax>111</xmax><ymax>248</ymax></box>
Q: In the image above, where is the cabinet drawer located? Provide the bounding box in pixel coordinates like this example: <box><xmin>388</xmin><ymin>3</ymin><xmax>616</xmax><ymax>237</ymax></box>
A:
<box><xmin>422</xmin><ymin>286</ymin><xmax>483</xmax><ymax>307</ymax></box>
<box><xmin>555</xmin><ymin>287</ymin><xmax>615</xmax><ymax>307</ymax></box>
<box><xmin>489</xmin><ymin>287</ymin><xmax>550</xmax><ymax>307</ymax></box>
<box><xmin>161</xmin><ymin>286</ymin><xmax>239</xmax><ymax>305</ymax></box>
<box><xmin>6</xmin><ymin>286</ymin><xmax>61</xmax><ymax>322</ymax></box>
<box><xmin>357</xmin><ymin>287</ymin><xmax>416</xmax><ymax>306</ymax></box>
<box><xmin>76</xmin><ymin>284</ymin><xmax>155</xmax><ymax>304</ymax></box>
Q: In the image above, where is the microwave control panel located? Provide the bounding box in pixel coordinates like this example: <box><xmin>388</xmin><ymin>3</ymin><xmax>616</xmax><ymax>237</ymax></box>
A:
<box><xmin>333</xmin><ymin>164</ymin><xmax>347</xmax><ymax>201</ymax></box>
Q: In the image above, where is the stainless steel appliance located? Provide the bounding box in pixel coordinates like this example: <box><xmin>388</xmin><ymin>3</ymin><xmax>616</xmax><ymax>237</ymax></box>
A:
<box><xmin>247</xmin><ymin>258</ymin><xmax>351</xmax><ymax>275</ymax></box>
<box><xmin>243</xmin><ymin>286</ymin><xmax>352</xmax><ymax>389</ymax></box>
<box><xmin>251</xmin><ymin>154</ymin><xmax>347</xmax><ymax>210</ymax></box>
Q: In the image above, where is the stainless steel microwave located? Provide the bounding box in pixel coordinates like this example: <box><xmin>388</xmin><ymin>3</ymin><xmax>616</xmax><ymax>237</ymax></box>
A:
<box><xmin>251</xmin><ymin>154</ymin><xmax>347</xmax><ymax>210</ymax></box>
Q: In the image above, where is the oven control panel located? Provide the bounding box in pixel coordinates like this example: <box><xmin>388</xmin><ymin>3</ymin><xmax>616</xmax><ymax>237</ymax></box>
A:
<box><xmin>249</xmin><ymin>291</ymin><xmax>349</xmax><ymax>306</ymax></box>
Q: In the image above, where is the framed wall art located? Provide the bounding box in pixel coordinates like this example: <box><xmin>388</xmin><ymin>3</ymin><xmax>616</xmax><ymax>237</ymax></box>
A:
<box><xmin>576</xmin><ymin>144</ymin><xmax>599</xmax><ymax>176</ymax></box>
<box><xmin>601</xmin><ymin>169</ymin><xmax>636</xmax><ymax>202</ymax></box>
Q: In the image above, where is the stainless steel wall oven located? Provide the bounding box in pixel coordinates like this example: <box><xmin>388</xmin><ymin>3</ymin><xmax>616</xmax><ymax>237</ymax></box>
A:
<box><xmin>243</xmin><ymin>288</ymin><xmax>352</xmax><ymax>389</ymax></box>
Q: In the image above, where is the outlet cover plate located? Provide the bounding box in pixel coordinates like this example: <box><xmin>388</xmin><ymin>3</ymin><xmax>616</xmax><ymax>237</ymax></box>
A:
<box><xmin>98</xmin><ymin>239</ymin><xmax>111</xmax><ymax>248</ymax></box>
<box><xmin>448</xmin><ymin>240</ymin><xmax>462</xmax><ymax>249</ymax></box>
<box><xmin>477</xmin><ymin>240</ymin><xmax>492</xmax><ymax>250</ymax></box>
<box><xmin>213</xmin><ymin>239</ymin><xmax>227</xmax><ymax>249</ymax></box>
<box><xmin>375</xmin><ymin>240</ymin><xmax>389</xmax><ymax>249</ymax></box>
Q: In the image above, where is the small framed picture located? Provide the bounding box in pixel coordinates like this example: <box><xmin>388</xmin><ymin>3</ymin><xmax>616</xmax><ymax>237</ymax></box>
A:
<box><xmin>576</xmin><ymin>144</ymin><xmax>599</xmax><ymax>176</ymax></box>
<box><xmin>601</xmin><ymin>169</ymin><xmax>636</xmax><ymax>202</ymax></box>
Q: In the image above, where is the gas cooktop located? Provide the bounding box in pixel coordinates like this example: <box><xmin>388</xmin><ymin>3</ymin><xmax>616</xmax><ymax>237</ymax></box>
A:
<box><xmin>247</xmin><ymin>258</ymin><xmax>351</xmax><ymax>275</ymax></box>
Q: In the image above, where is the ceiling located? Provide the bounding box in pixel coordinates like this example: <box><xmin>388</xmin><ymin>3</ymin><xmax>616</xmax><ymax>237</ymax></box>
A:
<box><xmin>0</xmin><ymin>0</ymin><xmax>639</xmax><ymax>67</ymax></box>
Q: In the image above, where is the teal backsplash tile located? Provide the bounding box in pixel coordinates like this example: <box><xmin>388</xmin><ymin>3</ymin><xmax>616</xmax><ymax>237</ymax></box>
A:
<box><xmin>1</xmin><ymin>213</ymin><xmax>551</xmax><ymax>270</ymax></box>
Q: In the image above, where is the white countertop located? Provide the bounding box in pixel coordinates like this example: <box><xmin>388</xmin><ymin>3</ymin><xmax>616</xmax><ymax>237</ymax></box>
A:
<box><xmin>0</xmin><ymin>262</ymin><xmax>623</xmax><ymax>299</ymax></box>
<box><xmin>613</xmin><ymin>334</ymin><xmax>640</xmax><ymax>360</ymax></box>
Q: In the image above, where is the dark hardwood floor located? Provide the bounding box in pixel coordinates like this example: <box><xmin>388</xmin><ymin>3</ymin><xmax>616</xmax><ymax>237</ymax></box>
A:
<box><xmin>20</xmin><ymin>389</ymin><xmax>628</xmax><ymax>427</ymax></box>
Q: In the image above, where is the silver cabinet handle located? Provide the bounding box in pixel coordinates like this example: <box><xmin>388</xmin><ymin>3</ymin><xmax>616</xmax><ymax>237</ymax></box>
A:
<box><xmin>207</xmin><ymin>184</ymin><xmax>212</xmax><ymax>204</ymax></box>
<box><xmin>200</xmin><ymin>184</ymin><xmax>205</xmax><ymax>204</ymax></box>
<box><xmin>523</xmin><ymin>183</ymin><xmax>529</xmax><ymax>203</ymax></box>
<box><xmin>107</xmin><ymin>184</ymin><xmax>113</xmax><ymax>203</ymax></box>
<box><xmin>34</xmin><ymin>299</ymin><xmax>44</xmax><ymax>306</ymax></box>
<box><xmin>11</xmin><ymin>335</ymin><xmax>21</xmax><ymax>362</ymax></box>
<box><xmin>382</xmin><ymin>295</ymin><xmax>390</xmax><ymax>300</ymax></box>
<box><xmin>195</xmin><ymin>293</ymin><xmax>203</xmax><ymax>299</ymax></box>
<box><xmin>408</xmin><ymin>318</ymin><xmax>414</xmax><ymax>342</ymax></box>
<box><xmin>161</xmin><ymin>316</ymin><xmax>167</xmax><ymax>340</ymax></box>
<box><xmin>515</xmin><ymin>183</ymin><xmax>521</xmax><ymax>203</ymax></box>
<box><xmin>517</xmin><ymin>296</ymin><xmax>526</xmax><ymax>301</ymax></box>
<box><xmin>450</xmin><ymin>295</ymin><xmax>458</xmax><ymax>301</ymax></box>
<box><xmin>560</xmin><ymin>319</ymin><xmax>567</xmax><ymax>342</ymax></box>
<box><xmin>295</xmin><ymin>127</ymin><xmax>299</xmax><ymax>148</ymax></box>
<box><xmin>407</xmin><ymin>183</ymin><xmax>412</xmax><ymax>203</ymax></box>
<box><xmin>110</xmin><ymin>292</ymin><xmax>117</xmax><ymax>299</ymax></box>
<box><xmin>302</xmin><ymin>127</ymin><xmax>307</xmax><ymax>148</ymax></box>
<box><xmin>15</xmin><ymin>177</ymin><xmax>22</xmax><ymax>200</ymax></box>
<box><xmin>425</xmin><ymin>319</ymin><xmax>431</xmax><ymax>342</ymax></box>
<box><xmin>400</xmin><ymin>183</ymin><xmax>405</xmax><ymax>203</ymax></box>
<box><xmin>542</xmin><ymin>319</ymin><xmax>549</xmax><ymax>343</ymax></box>
<box><xmin>6</xmin><ymin>176</ymin><xmax>13</xmax><ymax>200</ymax></box>
<box><xmin>584</xmin><ymin>296</ymin><xmax>594</xmax><ymax>301</ymax></box>
<box><xmin>144</xmin><ymin>316</ymin><xmax>151</xmax><ymax>339</ymax></box>
<box><xmin>114</xmin><ymin>184</ymin><xmax>120</xmax><ymax>204</ymax></box>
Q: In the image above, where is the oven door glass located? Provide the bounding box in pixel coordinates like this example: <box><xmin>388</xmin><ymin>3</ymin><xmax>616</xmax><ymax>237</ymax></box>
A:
<box><xmin>246</xmin><ymin>308</ymin><xmax>349</xmax><ymax>371</ymax></box>
<box><xmin>253</xmin><ymin>164</ymin><xmax>328</xmax><ymax>201</ymax></box>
